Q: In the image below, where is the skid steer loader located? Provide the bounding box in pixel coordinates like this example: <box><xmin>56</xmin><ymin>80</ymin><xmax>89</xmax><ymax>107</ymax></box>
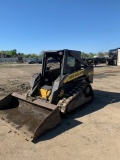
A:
<box><xmin>0</xmin><ymin>49</ymin><xmax>94</xmax><ymax>141</ymax></box>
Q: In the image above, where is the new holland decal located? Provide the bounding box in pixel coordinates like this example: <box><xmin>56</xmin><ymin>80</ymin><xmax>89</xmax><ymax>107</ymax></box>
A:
<box><xmin>64</xmin><ymin>70</ymin><xmax>84</xmax><ymax>83</ymax></box>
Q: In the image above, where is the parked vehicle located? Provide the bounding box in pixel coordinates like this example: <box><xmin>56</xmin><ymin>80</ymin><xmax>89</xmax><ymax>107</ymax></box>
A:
<box><xmin>28</xmin><ymin>58</ymin><xmax>42</xmax><ymax>64</ymax></box>
<box><xmin>106</xmin><ymin>48</ymin><xmax>120</xmax><ymax>66</ymax></box>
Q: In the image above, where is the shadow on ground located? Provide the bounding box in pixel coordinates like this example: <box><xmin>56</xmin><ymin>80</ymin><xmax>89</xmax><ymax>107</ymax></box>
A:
<box><xmin>34</xmin><ymin>90</ymin><xmax>120</xmax><ymax>143</ymax></box>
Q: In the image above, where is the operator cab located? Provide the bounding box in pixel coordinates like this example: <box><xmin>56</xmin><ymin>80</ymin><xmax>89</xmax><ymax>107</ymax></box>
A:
<box><xmin>42</xmin><ymin>51</ymin><xmax>64</xmax><ymax>86</ymax></box>
<box><xmin>42</xmin><ymin>49</ymin><xmax>87</xmax><ymax>86</ymax></box>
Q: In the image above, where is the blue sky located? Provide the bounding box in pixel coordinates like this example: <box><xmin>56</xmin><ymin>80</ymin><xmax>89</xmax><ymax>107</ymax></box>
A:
<box><xmin>0</xmin><ymin>0</ymin><xmax>120</xmax><ymax>54</ymax></box>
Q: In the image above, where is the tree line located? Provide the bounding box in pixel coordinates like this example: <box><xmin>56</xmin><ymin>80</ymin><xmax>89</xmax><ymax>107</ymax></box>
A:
<box><xmin>81</xmin><ymin>52</ymin><xmax>109</xmax><ymax>58</ymax></box>
<box><xmin>0</xmin><ymin>49</ymin><xmax>44</xmax><ymax>58</ymax></box>
<box><xmin>0</xmin><ymin>49</ymin><xmax>109</xmax><ymax>58</ymax></box>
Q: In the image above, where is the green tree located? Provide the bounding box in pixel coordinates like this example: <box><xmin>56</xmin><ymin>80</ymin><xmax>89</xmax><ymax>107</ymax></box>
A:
<box><xmin>38</xmin><ymin>51</ymin><xmax>44</xmax><ymax>58</ymax></box>
<box><xmin>104</xmin><ymin>52</ymin><xmax>109</xmax><ymax>56</ymax></box>
<box><xmin>12</xmin><ymin>49</ymin><xmax>17</xmax><ymax>55</ymax></box>
<box><xmin>6</xmin><ymin>49</ymin><xmax>17</xmax><ymax>57</ymax></box>
<box><xmin>97</xmin><ymin>52</ymin><xmax>104</xmax><ymax>57</ymax></box>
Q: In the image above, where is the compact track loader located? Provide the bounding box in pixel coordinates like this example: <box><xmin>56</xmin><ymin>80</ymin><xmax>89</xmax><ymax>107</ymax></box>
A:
<box><xmin>0</xmin><ymin>49</ymin><xmax>94</xmax><ymax>141</ymax></box>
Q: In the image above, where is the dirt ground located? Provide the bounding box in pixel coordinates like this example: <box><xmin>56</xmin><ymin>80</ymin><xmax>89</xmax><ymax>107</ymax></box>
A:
<box><xmin>0</xmin><ymin>63</ymin><xmax>120</xmax><ymax>160</ymax></box>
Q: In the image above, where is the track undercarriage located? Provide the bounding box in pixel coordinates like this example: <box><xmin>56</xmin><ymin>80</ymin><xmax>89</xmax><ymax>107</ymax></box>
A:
<box><xmin>57</xmin><ymin>83</ymin><xmax>93</xmax><ymax>117</ymax></box>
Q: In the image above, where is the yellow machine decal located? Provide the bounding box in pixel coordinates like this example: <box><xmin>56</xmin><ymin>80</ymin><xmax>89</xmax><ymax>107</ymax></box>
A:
<box><xmin>64</xmin><ymin>70</ymin><xmax>84</xmax><ymax>83</ymax></box>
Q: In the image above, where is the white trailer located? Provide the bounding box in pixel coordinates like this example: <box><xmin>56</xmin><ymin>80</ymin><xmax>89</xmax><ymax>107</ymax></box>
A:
<box><xmin>117</xmin><ymin>49</ymin><xmax>120</xmax><ymax>66</ymax></box>
<box><xmin>107</xmin><ymin>48</ymin><xmax>120</xmax><ymax>66</ymax></box>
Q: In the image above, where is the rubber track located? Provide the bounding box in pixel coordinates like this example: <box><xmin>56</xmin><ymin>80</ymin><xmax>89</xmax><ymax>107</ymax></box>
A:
<box><xmin>57</xmin><ymin>83</ymin><xmax>91</xmax><ymax>117</ymax></box>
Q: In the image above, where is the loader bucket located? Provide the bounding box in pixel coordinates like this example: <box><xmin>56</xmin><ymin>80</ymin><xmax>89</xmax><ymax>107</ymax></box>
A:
<box><xmin>0</xmin><ymin>92</ymin><xmax>61</xmax><ymax>141</ymax></box>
